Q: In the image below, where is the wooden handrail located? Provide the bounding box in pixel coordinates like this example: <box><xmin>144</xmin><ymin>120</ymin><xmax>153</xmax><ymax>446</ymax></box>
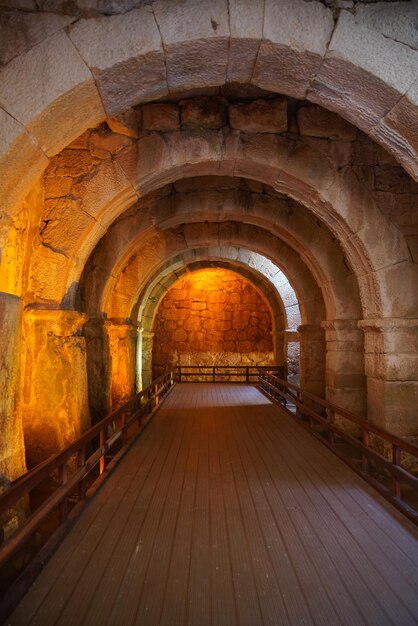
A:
<box><xmin>0</xmin><ymin>371</ymin><xmax>176</xmax><ymax>569</ymax></box>
<box><xmin>176</xmin><ymin>364</ymin><xmax>284</xmax><ymax>383</ymax></box>
<box><xmin>260</xmin><ymin>371</ymin><xmax>418</xmax><ymax>457</ymax></box>
<box><xmin>257</xmin><ymin>370</ymin><xmax>418</xmax><ymax>525</ymax></box>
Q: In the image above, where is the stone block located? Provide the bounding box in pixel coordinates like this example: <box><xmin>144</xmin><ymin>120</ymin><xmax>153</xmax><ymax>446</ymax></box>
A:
<box><xmin>116</xmin><ymin>133</ymin><xmax>171</xmax><ymax>193</ymax></box>
<box><xmin>367</xmin><ymin>378</ymin><xmax>418</xmax><ymax>436</ymax></box>
<box><xmin>229</xmin><ymin>99</ymin><xmax>288</xmax><ymax>133</ymax></box>
<box><xmin>69</xmin><ymin>7</ymin><xmax>167</xmax><ymax>115</ymax></box>
<box><xmin>184</xmin><ymin>316</ymin><xmax>201</xmax><ymax>331</ymax></box>
<box><xmin>180</xmin><ymin>98</ymin><xmax>227</xmax><ymax>130</ymax></box>
<box><xmin>0</xmin><ymin>10</ymin><xmax>73</xmax><ymax>66</ymax></box>
<box><xmin>354</xmin><ymin>2</ymin><xmax>418</xmax><ymax>51</ymax></box>
<box><xmin>0</xmin><ymin>109</ymin><xmax>48</xmax><ymax>225</ymax></box>
<box><xmin>309</xmin><ymin>11</ymin><xmax>418</xmax><ymax>134</ymax></box>
<box><xmin>106</xmin><ymin>108</ymin><xmax>139</xmax><ymax>138</ymax></box>
<box><xmin>0</xmin><ymin>30</ymin><xmax>104</xmax><ymax>156</ymax></box>
<box><xmin>253</xmin><ymin>0</ymin><xmax>333</xmax><ymax>98</ymax></box>
<box><xmin>162</xmin><ymin>129</ymin><xmax>224</xmax><ymax>183</ymax></box>
<box><xmin>0</xmin><ymin>293</ymin><xmax>26</xmax><ymax>481</ymax></box>
<box><xmin>88</xmin><ymin>131</ymin><xmax>133</xmax><ymax>160</ymax></box>
<box><xmin>227</xmin><ymin>0</ymin><xmax>263</xmax><ymax>83</ymax></box>
<box><xmin>153</xmin><ymin>0</ymin><xmax>229</xmax><ymax>91</ymax></box>
<box><xmin>142</xmin><ymin>104</ymin><xmax>180</xmax><ymax>131</ymax></box>
<box><xmin>371</xmin><ymin>80</ymin><xmax>418</xmax><ymax>181</ymax></box>
<box><xmin>297</xmin><ymin>106</ymin><xmax>357</xmax><ymax>141</ymax></box>
<box><xmin>21</xmin><ymin>310</ymin><xmax>90</xmax><ymax>467</ymax></box>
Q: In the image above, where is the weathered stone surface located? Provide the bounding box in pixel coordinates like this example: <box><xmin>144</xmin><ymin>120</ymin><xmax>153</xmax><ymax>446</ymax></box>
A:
<box><xmin>21</xmin><ymin>310</ymin><xmax>90</xmax><ymax>467</ymax></box>
<box><xmin>298</xmin><ymin>324</ymin><xmax>326</xmax><ymax>398</ymax></box>
<box><xmin>310</xmin><ymin>11</ymin><xmax>418</xmax><ymax>134</ymax></box>
<box><xmin>153</xmin><ymin>0</ymin><xmax>229</xmax><ymax>91</ymax></box>
<box><xmin>229</xmin><ymin>99</ymin><xmax>287</xmax><ymax>133</ymax></box>
<box><xmin>297</xmin><ymin>105</ymin><xmax>357</xmax><ymax>140</ymax></box>
<box><xmin>253</xmin><ymin>0</ymin><xmax>333</xmax><ymax>98</ymax></box>
<box><xmin>0</xmin><ymin>0</ymin><xmax>36</xmax><ymax>9</ymax></box>
<box><xmin>142</xmin><ymin>103</ymin><xmax>180</xmax><ymax>131</ymax></box>
<box><xmin>106</xmin><ymin>108</ymin><xmax>138</xmax><ymax>137</ymax></box>
<box><xmin>0</xmin><ymin>30</ymin><xmax>104</xmax><ymax>156</ymax></box>
<box><xmin>227</xmin><ymin>0</ymin><xmax>263</xmax><ymax>83</ymax></box>
<box><xmin>0</xmin><ymin>10</ymin><xmax>73</xmax><ymax>66</ymax></box>
<box><xmin>69</xmin><ymin>7</ymin><xmax>167</xmax><ymax>114</ymax></box>
<box><xmin>152</xmin><ymin>268</ymin><xmax>274</xmax><ymax>376</ymax></box>
<box><xmin>0</xmin><ymin>293</ymin><xmax>26</xmax><ymax>482</ymax></box>
<box><xmin>371</xmin><ymin>79</ymin><xmax>418</xmax><ymax>181</ymax></box>
<box><xmin>367</xmin><ymin>378</ymin><xmax>418</xmax><ymax>436</ymax></box>
<box><xmin>180</xmin><ymin>98</ymin><xmax>226</xmax><ymax>129</ymax></box>
<box><xmin>0</xmin><ymin>108</ymin><xmax>48</xmax><ymax>226</ymax></box>
<box><xmin>354</xmin><ymin>2</ymin><xmax>418</xmax><ymax>51</ymax></box>
<box><xmin>108</xmin><ymin>321</ymin><xmax>137</xmax><ymax>409</ymax></box>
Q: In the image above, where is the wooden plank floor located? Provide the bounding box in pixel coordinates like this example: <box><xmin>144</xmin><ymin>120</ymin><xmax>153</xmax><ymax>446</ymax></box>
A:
<box><xmin>7</xmin><ymin>384</ymin><xmax>418</xmax><ymax>626</ymax></box>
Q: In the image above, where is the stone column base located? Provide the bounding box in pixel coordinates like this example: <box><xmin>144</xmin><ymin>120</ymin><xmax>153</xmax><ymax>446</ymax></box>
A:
<box><xmin>21</xmin><ymin>310</ymin><xmax>90</xmax><ymax>467</ymax></box>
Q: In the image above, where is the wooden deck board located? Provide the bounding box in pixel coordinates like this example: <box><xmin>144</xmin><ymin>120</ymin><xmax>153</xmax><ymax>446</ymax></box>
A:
<box><xmin>7</xmin><ymin>383</ymin><xmax>418</xmax><ymax>626</ymax></box>
<box><xmin>251</xmin><ymin>409</ymin><xmax>418</xmax><ymax>621</ymax></box>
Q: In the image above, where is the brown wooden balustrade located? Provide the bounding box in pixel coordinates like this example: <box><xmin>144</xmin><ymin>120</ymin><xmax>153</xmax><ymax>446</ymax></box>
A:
<box><xmin>0</xmin><ymin>371</ymin><xmax>176</xmax><ymax>576</ymax></box>
<box><xmin>176</xmin><ymin>364</ymin><xmax>285</xmax><ymax>383</ymax></box>
<box><xmin>257</xmin><ymin>370</ymin><xmax>418</xmax><ymax>526</ymax></box>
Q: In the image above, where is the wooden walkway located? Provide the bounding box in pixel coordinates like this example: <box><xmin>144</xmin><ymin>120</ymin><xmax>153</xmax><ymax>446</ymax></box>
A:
<box><xmin>7</xmin><ymin>384</ymin><xmax>418</xmax><ymax>626</ymax></box>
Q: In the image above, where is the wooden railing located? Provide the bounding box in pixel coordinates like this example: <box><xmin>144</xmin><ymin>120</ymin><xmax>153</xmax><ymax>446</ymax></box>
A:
<box><xmin>257</xmin><ymin>370</ymin><xmax>418</xmax><ymax>526</ymax></box>
<box><xmin>176</xmin><ymin>364</ymin><xmax>285</xmax><ymax>383</ymax></box>
<box><xmin>0</xmin><ymin>371</ymin><xmax>175</xmax><ymax>572</ymax></box>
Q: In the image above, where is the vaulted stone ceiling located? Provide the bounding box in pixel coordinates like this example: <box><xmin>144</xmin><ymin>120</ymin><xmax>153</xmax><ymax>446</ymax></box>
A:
<box><xmin>0</xmin><ymin>0</ymin><xmax>417</xmax><ymax>480</ymax></box>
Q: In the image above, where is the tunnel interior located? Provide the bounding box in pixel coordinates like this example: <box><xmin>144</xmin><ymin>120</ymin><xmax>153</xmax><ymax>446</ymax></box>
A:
<box><xmin>0</xmin><ymin>0</ymin><xmax>417</xmax><ymax>487</ymax></box>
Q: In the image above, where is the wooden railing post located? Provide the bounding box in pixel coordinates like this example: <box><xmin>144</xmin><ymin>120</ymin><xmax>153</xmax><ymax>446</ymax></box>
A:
<box><xmin>362</xmin><ymin>430</ymin><xmax>369</xmax><ymax>473</ymax></box>
<box><xmin>392</xmin><ymin>444</ymin><xmax>401</xmax><ymax>498</ymax></box>
<box><xmin>58</xmin><ymin>462</ymin><xmax>68</xmax><ymax>522</ymax></box>
<box><xmin>213</xmin><ymin>366</ymin><xmax>215</xmax><ymax>383</ymax></box>
<box><xmin>99</xmin><ymin>429</ymin><xmax>106</xmax><ymax>474</ymax></box>
<box><xmin>77</xmin><ymin>447</ymin><xmax>86</xmax><ymax>501</ymax></box>
<box><xmin>122</xmin><ymin>412</ymin><xmax>128</xmax><ymax>445</ymax></box>
<box><xmin>328</xmin><ymin>410</ymin><xmax>335</xmax><ymax>444</ymax></box>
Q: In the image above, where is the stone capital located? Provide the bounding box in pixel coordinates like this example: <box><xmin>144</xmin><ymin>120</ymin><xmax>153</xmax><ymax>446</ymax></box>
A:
<box><xmin>108</xmin><ymin>318</ymin><xmax>139</xmax><ymax>338</ymax></box>
<box><xmin>24</xmin><ymin>309</ymin><xmax>88</xmax><ymax>337</ymax></box>
<box><xmin>358</xmin><ymin>318</ymin><xmax>418</xmax><ymax>355</ymax></box>
<box><xmin>321</xmin><ymin>319</ymin><xmax>363</xmax><ymax>350</ymax></box>
<box><xmin>358</xmin><ymin>318</ymin><xmax>418</xmax><ymax>333</ymax></box>
<box><xmin>297</xmin><ymin>324</ymin><xmax>324</xmax><ymax>341</ymax></box>
<box><xmin>321</xmin><ymin>319</ymin><xmax>359</xmax><ymax>332</ymax></box>
<box><xmin>284</xmin><ymin>329</ymin><xmax>299</xmax><ymax>342</ymax></box>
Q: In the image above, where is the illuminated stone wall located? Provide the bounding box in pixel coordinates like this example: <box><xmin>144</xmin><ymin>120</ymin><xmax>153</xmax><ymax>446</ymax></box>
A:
<box><xmin>152</xmin><ymin>269</ymin><xmax>274</xmax><ymax>378</ymax></box>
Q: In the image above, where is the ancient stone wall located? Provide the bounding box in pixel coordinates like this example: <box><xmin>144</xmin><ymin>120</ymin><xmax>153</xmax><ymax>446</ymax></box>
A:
<box><xmin>152</xmin><ymin>269</ymin><xmax>274</xmax><ymax>378</ymax></box>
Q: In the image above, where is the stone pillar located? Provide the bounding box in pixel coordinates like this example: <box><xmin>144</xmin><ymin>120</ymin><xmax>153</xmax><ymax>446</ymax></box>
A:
<box><xmin>272</xmin><ymin>330</ymin><xmax>285</xmax><ymax>366</ymax></box>
<box><xmin>136</xmin><ymin>327</ymin><xmax>144</xmax><ymax>391</ymax></box>
<box><xmin>0</xmin><ymin>293</ymin><xmax>26</xmax><ymax>481</ymax></box>
<box><xmin>21</xmin><ymin>310</ymin><xmax>90</xmax><ymax>468</ymax></box>
<box><xmin>108</xmin><ymin>320</ymin><xmax>138</xmax><ymax>409</ymax></box>
<box><xmin>358</xmin><ymin>319</ymin><xmax>418</xmax><ymax>437</ymax></box>
<box><xmin>297</xmin><ymin>324</ymin><xmax>325</xmax><ymax>398</ymax></box>
<box><xmin>141</xmin><ymin>330</ymin><xmax>155</xmax><ymax>390</ymax></box>
<box><xmin>84</xmin><ymin>318</ymin><xmax>112</xmax><ymax>423</ymax></box>
<box><xmin>284</xmin><ymin>329</ymin><xmax>300</xmax><ymax>379</ymax></box>
<box><xmin>321</xmin><ymin>320</ymin><xmax>366</xmax><ymax>416</ymax></box>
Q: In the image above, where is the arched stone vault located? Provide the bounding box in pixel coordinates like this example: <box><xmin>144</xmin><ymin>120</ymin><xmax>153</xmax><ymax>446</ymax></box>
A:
<box><xmin>135</xmin><ymin>257</ymin><xmax>293</xmax><ymax>389</ymax></box>
<box><xmin>0</xmin><ymin>0</ymin><xmax>417</xmax><ymax>234</ymax></box>
<box><xmin>19</xmin><ymin>127</ymin><xmax>411</xmax><ymax>322</ymax></box>
<box><xmin>0</xmin><ymin>0</ymin><xmax>417</xmax><ymax>479</ymax></box>
<box><xmin>95</xmin><ymin>222</ymin><xmax>324</xmax><ymax>325</ymax></box>
<box><xmin>135</xmin><ymin>253</ymin><xmax>300</xmax><ymax>333</ymax></box>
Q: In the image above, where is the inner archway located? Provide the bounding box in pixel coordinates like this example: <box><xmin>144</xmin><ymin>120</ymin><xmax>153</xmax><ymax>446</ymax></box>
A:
<box><xmin>150</xmin><ymin>268</ymin><xmax>276</xmax><ymax>381</ymax></box>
